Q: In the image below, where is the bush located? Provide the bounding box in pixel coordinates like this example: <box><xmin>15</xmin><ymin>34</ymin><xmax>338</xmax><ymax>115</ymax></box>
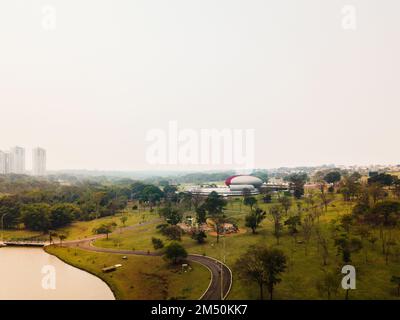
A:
<box><xmin>151</xmin><ymin>237</ymin><xmax>164</xmax><ymax>250</ymax></box>
<box><xmin>191</xmin><ymin>230</ymin><xmax>207</xmax><ymax>244</ymax></box>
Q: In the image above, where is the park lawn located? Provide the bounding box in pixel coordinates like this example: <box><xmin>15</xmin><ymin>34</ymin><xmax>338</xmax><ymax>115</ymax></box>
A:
<box><xmin>59</xmin><ymin>210</ymin><xmax>158</xmax><ymax>240</ymax></box>
<box><xmin>2</xmin><ymin>229</ymin><xmax>43</xmax><ymax>241</ymax></box>
<box><xmin>94</xmin><ymin>221</ymin><xmax>164</xmax><ymax>251</ymax></box>
<box><xmin>45</xmin><ymin>245</ymin><xmax>210</xmax><ymax>300</ymax></box>
<box><xmin>93</xmin><ymin>194</ymin><xmax>400</xmax><ymax>300</ymax></box>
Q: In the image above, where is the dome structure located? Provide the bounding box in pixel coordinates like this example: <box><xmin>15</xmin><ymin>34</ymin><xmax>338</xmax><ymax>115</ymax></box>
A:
<box><xmin>225</xmin><ymin>175</ymin><xmax>263</xmax><ymax>188</ymax></box>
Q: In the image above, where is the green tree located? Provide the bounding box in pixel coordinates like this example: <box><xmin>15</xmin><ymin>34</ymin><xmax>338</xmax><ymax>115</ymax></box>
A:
<box><xmin>316</xmin><ymin>270</ymin><xmax>340</xmax><ymax>299</ymax></box>
<box><xmin>191</xmin><ymin>229</ymin><xmax>207</xmax><ymax>244</ymax></box>
<box><xmin>334</xmin><ymin>235</ymin><xmax>362</xmax><ymax>263</ymax></box>
<box><xmin>284</xmin><ymin>215</ymin><xmax>301</xmax><ymax>242</ymax></box>
<box><xmin>391</xmin><ymin>276</ymin><xmax>400</xmax><ymax>297</ymax></box>
<box><xmin>159</xmin><ymin>205</ymin><xmax>182</xmax><ymax>225</ymax></box>
<box><xmin>243</xmin><ymin>196</ymin><xmax>257</xmax><ymax>211</ymax></box>
<box><xmin>324</xmin><ymin>171</ymin><xmax>341</xmax><ymax>185</ymax></box>
<box><xmin>164</xmin><ymin>242</ymin><xmax>188</xmax><ymax>264</ymax></box>
<box><xmin>50</xmin><ymin>203</ymin><xmax>79</xmax><ymax>229</ymax></box>
<box><xmin>287</xmin><ymin>173</ymin><xmax>308</xmax><ymax>199</ymax></box>
<box><xmin>269</xmin><ymin>205</ymin><xmax>284</xmax><ymax>244</ymax></box>
<box><xmin>161</xmin><ymin>225</ymin><xmax>182</xmax><ymax>241</ymax></box>
<box><xmin>93</xmin><ymin>222</ymin><xmax>116</xmax><ymax>239</ymax></box>
<box><xmin>202</xmin><ymin>191</ymin><xmax>227</xmax><ymax>243</ymax></box>
<box><xmin>120</xmin><ymin>215</ymin><xmax>128</xmax><ymax>226</ymax></box>
<box><xmin>245</xmin><ymin>208</ymin><xmax>266</xmax><ymax>234</ymax></box>
<box><xmin>235</xmin><ymin>246</ymin><xmax>287</xmax><ymax>300</ymax></box>
<box><xmin>195</xmin><ymin>205</ymin><xmax>207</xmax><ymax>224</ymax></box>
<box><xmin>279</xmin><ymin>196</ymin><xmax>292</xmax><ymax>215</ymax></box>
<box><xmin>0</xmin><ymin>195</ymin><xmax>21</xmax><ymax>229</ymax></box>
<box><xmin>21</xmin><ymin>203</ymin><xmax>51</xmax><ymax>232</ymax></box>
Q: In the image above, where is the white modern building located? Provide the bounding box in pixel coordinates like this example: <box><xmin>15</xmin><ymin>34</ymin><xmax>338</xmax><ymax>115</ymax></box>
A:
<box><xmin>187</xmin><ymin>175</ymin><xmax>263</xmax><ymax>197</ymax></box>
<box><xmin>32</xmin><ymin>147</ymin><xmax>46</xmax><ymax>176</ymax></box>
<box><xmin>10</xmin><ymin>146</ymin><xmax>25</xmax><ymax>174</ymax></box>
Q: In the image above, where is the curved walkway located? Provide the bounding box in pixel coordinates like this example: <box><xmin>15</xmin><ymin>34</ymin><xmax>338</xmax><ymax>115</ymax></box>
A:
<box><xmin>63</xmin><ymin>220</ymin><xmax>232</xmax><ymax>300</ymax></box>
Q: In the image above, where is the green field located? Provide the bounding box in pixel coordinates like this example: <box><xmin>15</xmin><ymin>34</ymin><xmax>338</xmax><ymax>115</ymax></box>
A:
<box><xmin>93</xmin><ymin>194</ymin><xmax>400</xmax><ymax>300</ymax></box>
<box><xmin>45</xmin><ymin>245</ymin><xmax>210</xmax><ymax>300</ymax></box>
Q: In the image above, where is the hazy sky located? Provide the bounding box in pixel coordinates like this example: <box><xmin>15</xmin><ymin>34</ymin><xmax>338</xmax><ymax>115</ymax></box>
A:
<box><xmin>1</xmin><ymin>0</ymin><xmax>399</xmax><ymax>171</ymax></box>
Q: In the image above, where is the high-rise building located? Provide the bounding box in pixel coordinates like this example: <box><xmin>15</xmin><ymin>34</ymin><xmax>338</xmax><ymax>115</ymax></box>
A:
<box><xmin>10</xmin><ymin>146</ymin><xmax>25</xmax><ymax>174</ymax></box>
<box><xmin>32</xmin><ymin>147</ymin><xmax>46</xmax><ymax>176</ymax></box>
<box><xmin>0</xmin><ymin>151</ymin><xmax>6</xmax><ymax>174</ymax></box>
<box><xmin>0</xmin><ymin>151</ymin><xmax>12</xmax><ymax>174</ymax></box>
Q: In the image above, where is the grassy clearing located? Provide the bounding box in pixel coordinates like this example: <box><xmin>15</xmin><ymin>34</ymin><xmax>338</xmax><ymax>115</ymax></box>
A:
<box><xmin>45</xmin><ymin>245</ymin><xmax>210</xmax><ymax>300</ymax></box>
<box><xmin>59</xmin><ymin>209</ymin><xmax>158</xmax><ymax>240</ymax></box>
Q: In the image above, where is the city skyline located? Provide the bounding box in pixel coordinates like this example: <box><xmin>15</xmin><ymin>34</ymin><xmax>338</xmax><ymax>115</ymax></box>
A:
<box><xmin>0</xmin><ymin>146</ymin><xmax>46</xmax><ymax>175</ymax></box>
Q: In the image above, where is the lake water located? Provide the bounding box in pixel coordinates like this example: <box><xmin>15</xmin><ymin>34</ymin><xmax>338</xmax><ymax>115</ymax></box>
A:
<box><xmin>0</xmin><ymin>247</ymin><xmax>115</xmax><ymax>300</ymax></box>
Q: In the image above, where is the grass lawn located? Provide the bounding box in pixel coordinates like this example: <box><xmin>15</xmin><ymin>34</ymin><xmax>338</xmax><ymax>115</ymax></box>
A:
<box><xmin>45</xmin><ymin>245</ymin><xmax>210</xmax><ymax>300</ymax></box>
<box><xmin>94</xmin><ymin>194</ymin><xmax>400</xmax><ymax>300</ymax></box>
<box><xmin>1</xmin><ymin>229</ymin><xmax>43</xmax><ymax>241</ymax></box>
<box><xmin>59</xmin><ymin>209</ymin><xmax>158</xmax><ymax>240</ymax></box>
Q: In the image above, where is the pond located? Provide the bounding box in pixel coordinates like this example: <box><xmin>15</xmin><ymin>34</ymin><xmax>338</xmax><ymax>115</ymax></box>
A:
<box><xmin>0</xmin><ymin>247</ymin><xmax>114</xmax><ymax>300</ymax></box>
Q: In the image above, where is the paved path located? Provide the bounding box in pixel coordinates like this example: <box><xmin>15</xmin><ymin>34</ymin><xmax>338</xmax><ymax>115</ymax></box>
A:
<box><xmin>63</xmin><ymin>219</ymin><xmax>232</xmax><ymax>300</ymax></box>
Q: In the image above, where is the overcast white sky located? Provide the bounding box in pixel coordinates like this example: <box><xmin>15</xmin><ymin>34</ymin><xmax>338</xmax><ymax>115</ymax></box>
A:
<box><xmin>1</xmin><ymin>0</ymin><xmax>399</xmax><ymax>171</ymax></box>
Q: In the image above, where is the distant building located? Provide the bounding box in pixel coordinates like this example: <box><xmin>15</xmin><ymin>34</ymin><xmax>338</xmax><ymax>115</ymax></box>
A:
<box><xmin>10</xmin><ymin>146</ymin><xmax>25</xmax><ymax>174</ymax></box>
<box><xmin>32</xmin><ymin>147</ymin><xmax>46</xmax><ymax>176</ymax></box>
<box><xmin>0</xmin><ymin>150</ymin><xmax>13</xmax><ymax>175</ymax></box>
<box><xmin>0</xmin><ymin>151</ymin><xmax>6</xmax><ymax>174</ymax></box>
<box><xmin>187</xmin><ymin>175</ymin><xmax>263</xmax><ymax>197</ymax></box>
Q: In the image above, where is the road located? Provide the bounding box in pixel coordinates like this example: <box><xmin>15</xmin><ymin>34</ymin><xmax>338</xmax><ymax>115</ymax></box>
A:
<box><xmin>63</xmin><ymin>219</ymin><xmax>232</xmax><ymax>300</ymax></box>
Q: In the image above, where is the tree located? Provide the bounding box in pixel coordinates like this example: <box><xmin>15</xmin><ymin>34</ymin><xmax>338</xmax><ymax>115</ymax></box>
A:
<box><xmin>245</xmin><ymin>208</ymin><xmax>266</xmax><ymax>234</ymax></box>
<box><xmin>316</xmin><ymin>270</ymin><xmax>340</xmax><ymax>299</ymax></box>
<box><xmin>93</xmin><ymin>222</ymin><xmax>116</xmax><ymax>239</ymax></box>
<box><xmin>159</xmin><ymin>205</ymin><xmax>182</xmax><ymax>225</ymax></box>
<box><xmin>243</xmin><ymin>196</ymin><xmax>257</xmax><ymax>211</ymax></box>
<box><xmin>151</xmin><ymin>237</ymin><xmax>164</xmax><ymax>250</ymax></box>
<box><xmin>334</xmin><ymin>235</ymin><xmax>362</xmax><ymax>263</ymax></box>
<box><xmin>279</xmin><ymin>196</ymin><xmax>292</xmax><ymax>215</ymax></box>
<box><xmin>315</xmin><ymin>227</ymin><xmax>330</xmax><ymax>265</ymax></box>
<box><xmin>391</xmin><ymin>276</ymin><xmax>400</xmax><ymax>297</ymax></box>
<box><xmin>58</xmin><ymin>233</ymin><xmax>67</xmax><ymax>246</ymax></box>
<box><xmin>50</xmin><ymin>203</ymin><xmax>79</xmax><ymax>229</ymax></box>
<box><xmin>269</xmin><ymin>205</ymin><xmax>284</xmax><ymax>244</ymax></box>
<box><xmin>164</xmin><ymin>242</ymin><xmax>188</xmax><ymax>264</ymax></box>
<box><xmin>21</xmin><ymin>203</ymin><xmax>51</xmax><ymax>232</ymax></box>
<box><xmin>195</xmin><ymin>205</ymin><xmax>207</xmax><ymax>224</ymax></box>
<box><xmin>191</xmin><ymin>230</ymin><xmax>207</xmax><ymax>244</ymax></box>
<box><xmin>263</xmin><ymin>248</ymin><xmax>287</xmax><ymax>300</ymax></box>
<box><xmin>202</xmin><ymin>192</ymin><xmax>227</xmax><ymax>243</ymax></box>
<box><xmin>117</xmin><ymin>216</ymin><xmax>126</xmax><ymax>227</ymax></box>
<box><xmin>319</xmin><ymin>187</ymin><xmax>333</xmax><ymax>212</ymax></box>
<box><xmin>287</xmin><ymin>173</ymin><xmax>308</xmax><ymax>199</ymax></box>
<box><xmin>284</xmin><ymin>215</ymin><xmax>301</xmax><ymax>242</ymax></box>
<box><xmin>368</xmin><ymin>173</ymin><xmax>397</xmax><ymax>187</ymax></box>
<box><xmin>0</xmin><ymin>195</ymin><xmax>21</xmax><ymax>229</ymax></box>
<box><xmin>324</xmin><ymin>171</ymin><xmax>341</xmax><ymax>185</ymax></box>
<box><xmin>368</xmin><ymin>183</ymin><xmax>386</xmax><ymax>204</ymax></box>
<box><xmin>302</xmin><ymin>214</ymin><xmax>314</xmax><ymax>256</ymax></box>
<box><xmin>235</xmin><ymin>245</ymin><xmax>287</xmax><ymax>300</ymax></box>
<box><xmin>161</xmin><ymin>225</ymin><xmax>182</xmax><ymax>241</ymax></box>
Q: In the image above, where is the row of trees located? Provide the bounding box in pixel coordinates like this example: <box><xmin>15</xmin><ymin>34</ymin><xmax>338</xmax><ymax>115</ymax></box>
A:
<box><xmin>0</xmin><ymin>176</ymin><xmax>132</xmax><ymax>231</ymax></box>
